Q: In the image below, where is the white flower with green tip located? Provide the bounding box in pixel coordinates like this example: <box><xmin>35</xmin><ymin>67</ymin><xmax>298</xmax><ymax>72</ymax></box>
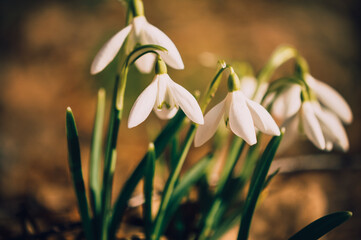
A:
<box><xmin>128</xmin><ymin>58</ymin><xmax>203</xmax><ymax>128</ymax></box>
<box><xmin>91</xmin><ymin>15</ymin><xmax>184</xmax><ymax>74</ymax></box>
<box><xmin>194</xmin><ymin>70</ymin><xmax>280</xmax><ymax>147</ymax></box>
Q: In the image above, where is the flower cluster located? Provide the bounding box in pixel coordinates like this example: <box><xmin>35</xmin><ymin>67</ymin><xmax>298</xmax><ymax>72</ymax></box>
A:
<box><xmin>269</xmin><ymin>74</ymin><xmax>352</xmax><ymax>151</ymax></box>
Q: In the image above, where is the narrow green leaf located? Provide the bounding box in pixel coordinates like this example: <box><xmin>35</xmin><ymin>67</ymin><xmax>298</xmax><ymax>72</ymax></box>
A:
<box><xmin>263</xmin><ymin>168</ymin><xmax>280</xmax><ymax>190</ymax></box>
<box><xmin>197</xmin><ymin>138</ymin><xmax>245</xmax><ymax>240</ymax></box>
<box><xmin>237</xmin><ymin>131</ymin><xmax>284</xmax><ymax>240</ymax></box>
<box><xmin>108</xmin><ymin>111</ymin><xmax>186</xmax><ymax>240</ymax></box>
<box><xmin>210</xmin><ymin>207</ymin><xmax>243</xmax><ymax>240</ymax></box>
<box><xmin>288</xmin><ymin>211</ymin><xmax>352</xmax><ymax>240</ymax></box>
<box><xmin>66</xmin><ymin>108</ymin><xmax>94</xmax><ymax>240</ymax></box>
<box><xmin>170</xmin><ymin>135</ymin><xmax>180</xmax><ymax>171</ymax></box>
<box><xmin>152</xmin><ymin>124</ymin><xmax>197</xmax><ymax>240</ymax></box>
<box><xmin>162</xmin><ymin>153</ymin><xmax>213</xmax><ymax>229</ymax></box>
<box><xmin>144</xmin><ymin>143</ymin><xmax>156</xmax><ymax>240</ymax></box>
<box><xmin>90</xmin><ymin>89</ymin><xmax>106</xmax><ymax>221</ymax></box>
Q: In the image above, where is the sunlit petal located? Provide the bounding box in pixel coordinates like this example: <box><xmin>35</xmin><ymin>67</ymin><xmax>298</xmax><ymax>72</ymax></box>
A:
<box><xmin>91</xmin><ymin>25</ymin><xmax>132</xmax><ymax>74</ymax></box>
<box><xmin>128</xmin><ymin>80</ymin><xmax>157</xmax><ymax>128</ymax></box>
<box><xmin>194</xmin><ymin>99</ymin><xmax>226</xmax><ymax>147</ymax></box>
<box><xmin>272</xmin><ymin>84</ymin><xmax>302</xmax><ymax>121</ymax></box>
<box><xmin>313</xmin><ymin>103</ymin><xmax>349</xmax><ymax>152</ymax></box>
<box><xmin>240</xmin><ymin>76</ymin><xmax>257</xmax><ymax>99</ymax></box>
<box><xmin>246</xmin><ymin>98</ymin><xmax>280</xmax><ymax>136</ymax></box>
<box><xmin>229</xmin><ymin>92</ymin><xmax>257</xmax><ymax>145</ymax></box>
<box><xmin>301</xmin><ymin>102</ymin><xmax>325</xmax><ymax>150</ymax></box>
<box><xmin>142</xmin><ymin>22</ymin><xmax>184</xmax><ymax>70</ymax></box>
<box><xmin>306</xmin><ymin>75</ymin><xmax>353</xmax><ymax>124</ymax></box>
<box><xmin>170</xmin><ymin>79</ymin><xmax>204</xmax><ymax>125</ymax></box>
<box><xmin>134</xmin><ymin>52</ymin><xmax>157</xmax><ymax>73</ymax></box>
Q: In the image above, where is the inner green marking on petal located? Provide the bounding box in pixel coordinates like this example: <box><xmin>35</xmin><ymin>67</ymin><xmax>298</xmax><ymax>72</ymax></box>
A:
<box><xmin>157</xmin><ymin>101</ymin><xmax>171</xmax><ymax>109</ymax></box>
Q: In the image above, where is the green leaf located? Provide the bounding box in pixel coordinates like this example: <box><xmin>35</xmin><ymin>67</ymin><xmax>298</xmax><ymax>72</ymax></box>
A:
<box><xmin>66</xmin><ymin>108</ymin><xmax>94</xmax><ymax>240</ymax></box>
<box><xmin>152</xmin><ymin>124</ymin><xmax>197</xmax><ymax>240</ymax></box>
<box><xmin>144</xmin><ymin>143</ymin><xmax>156</xmax><ymax>240</ymax></box>
<box><xmin>163</xmin><ymin>153</ymin><xmax>213</xmax><ymax>227</ymax></box>
<box><xmin>197</xmin><ymin>138</ymin><xmax>245</xmax><ymax>240</ymax></box>
<box><xmin>237</xmin><ymin>131</ymin><xmax>284</xmax><ymax>240</ymax></box>
<box><xmin>89</xmin><ymin>89</ymin><xmax>106</xmax><ymax>221</ymax></box>
<box><xmin>288</xmin><ymin>211</ymin><xmax>352</xmax><ymax>240</ymax></box>
<box><xmin>263</xmin><ymin>168</ymin><xmax>280</xmax><ymax>190</ymax></box>
<box><xmin>210</xmin><ymin>207</ymin><xmax>243</xmax><ymax>240</ymax></box>
<box><xmin>108</xmin><ymin>111</ymin><xmax>186</xmax><ymax>240</ymax></box>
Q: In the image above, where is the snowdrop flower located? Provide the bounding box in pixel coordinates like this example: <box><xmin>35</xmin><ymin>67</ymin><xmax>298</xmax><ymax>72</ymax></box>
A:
<box><xmin>194</xmin><ymin>69</ymin><xmax>280</xmax><ymax>147</ymax></box>
<box><xmin>128</xmin><ymin>57</ymin><xmax>203</xmax><ymax>128</ymax></box>
<box><xmin>270</xmin><ymin>84</ymin><xmax>302</xmax><ymax>121</ymax></box>
<box><xmin>283</xmin><ymin>101</ymin><xmax>349</xmax><ymax>151</ymax></box>
<box><xmin>90</xmin><ymin>1</ymin><xmax>183</xmax><ymax>74</ymax></box>
<box><xmin>305</xmin><ymin>74</ymin><xmax>353</xmax><ymax>124</ymax></box>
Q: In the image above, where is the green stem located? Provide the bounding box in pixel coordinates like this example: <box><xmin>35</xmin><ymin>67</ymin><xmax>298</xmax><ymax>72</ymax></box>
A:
<box><xmin>198</xmin><ymin>137</ymin><xmax>245</xmax><ymax>240</ymax></box>
<box><xmin>152</xmin><ymin>125</ymin><xmax>197</xmax><ymax>240</ymax></box>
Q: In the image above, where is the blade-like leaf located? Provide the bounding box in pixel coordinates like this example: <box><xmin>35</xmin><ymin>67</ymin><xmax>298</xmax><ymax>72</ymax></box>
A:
<box><xmin>163</xmin><ymin>153</ymin><xmax>213</xmax><ymax>228</ymax></box>
<box><xmin>152</xmin><ymin>124</ymin><xmax>198</xmax><ymax>240</ymax></box>
<box><xmin>66</xmin><ymin>108</ymin><xmax>94</xmax><ymax>240</ymax></box>
<box><xmin>90</xmin><ymin>89</ymin><xmax>106</xmax><ymax>220</ymax></box>
<box><xmin>108</xmin><ymin>111</ymin><xmax>186</xmax><ymax>240</ymax></box>
<box><xmin>144</xmin><ymin>143</ymin><xmax>156</xmax><ymax>240</ymax></box>
<box><xmin>237</xmin><ymin>130</ymin><xmax>284</xmax><ymax>240</ymax></box>
<box><xmin>288</xmin><ymin>211</ymin><xmax>352</xmax><ymax>240</ymax></box>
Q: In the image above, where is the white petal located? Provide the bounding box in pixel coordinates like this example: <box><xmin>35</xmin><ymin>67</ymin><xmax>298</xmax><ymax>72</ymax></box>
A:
<box><xmin>169</xmin><ymin>78</ymin><xmax>204</xmax><ymax>125</ymax></box>
<box><xmin>313</xmin><ymin>103</ymin><xmax>349</xmax><ymax>152</ymax></box>
<box><xmin>301</xmin><ymin>102</ymin><xmax>326</xmax><ymax>150</ymax></box>
<box><xmin>246</xmin><ymin>98</ymin><xmax>280</xmax><ymax>136</ymax></box>
<box><xmin>134</xmin><ymin>52</ymin><xmax>156</xmax><ymax>73</ymax></box>
<box><xmin>240</xmin><ymin>76</ymin><xmax>257</xmax><ymax>99</ymax></box>
<box><xmin>154</xmin><ymin>106</ymin><xmax>178</xmax><ymax>119</ymax></box>
<box><xmin>194</xmin><ymin>99</ymin><xmax>226</xmax><ymax>147</ymax></box>
<box><xmin>253</xmin><ymin>82</ymin><xmax>269</xmax><ymax>103</ymax></box>
<box><xmin>229</xmin><ymin>91</ymin><xmax>257</xmax><ymax>145</ymax></box>
<box><xmin>128</xmin><ymin>80</ymin><xmax>157</xmax><ymax>128</ymax></box>
<box><xmin>141</xmin><ymin>22</ymin><xmax>184</xmax><ymax>70</ymax></box>
<box><xmin>306</xmin><ymin>75</ymin><xmax>353</xmax><ymax>124</ymax></box>
<box><xmin>132</xmin><ymin>16</ymin><xmax>147</xmax><ymax>36</ymax></box>
<box><xmin>272</xmin><ymin>84</ymin><xmax>302</xmax><ymax>121</ymax></box>
<box><xmin>90</xmin><ymin>25</ymin><xmax>132</xmax><ymax>74</ymax></box>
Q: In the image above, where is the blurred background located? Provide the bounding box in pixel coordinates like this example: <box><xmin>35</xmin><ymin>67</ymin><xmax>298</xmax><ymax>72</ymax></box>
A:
<box><xmin>0</xmin><ymin>0</ymin><xmax>360</xmax><ymax>239</ymax></box>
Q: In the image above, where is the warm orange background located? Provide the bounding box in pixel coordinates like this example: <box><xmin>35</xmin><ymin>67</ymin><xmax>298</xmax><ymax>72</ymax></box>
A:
<box><xmin>0</xmin><ymin>0</ymin><xmax>360</xmax><ymax>239</ymax></box>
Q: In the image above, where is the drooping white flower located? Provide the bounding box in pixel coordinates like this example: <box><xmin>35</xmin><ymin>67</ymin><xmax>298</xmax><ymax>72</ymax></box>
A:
<box><xmin>91</xmin><ymin>16</ymin><xmax>184</xmax><ymax>74</ymax></box>
<box><xmin>281</xmin><ymin>101</ymin><xmax>349</xmax><ymax>152</ymax></box>
<box><xmin>270</xmin><ymin>84</ymin><xmax>302</xmax><ymax>121</ymax></box>
<box><xmin>128</xmin><ymin>73</ymin><xmax>204</xmax><ymax>128</ymax></box>
<box><xmin>194</xmin><ymin>71</ymin><xmax>280</xmax><ymax>147</ymax></box>
<box><xmin>305</xmin><ymin>74</ymin><xmax>353</xmax><ymax>124</ymax></box>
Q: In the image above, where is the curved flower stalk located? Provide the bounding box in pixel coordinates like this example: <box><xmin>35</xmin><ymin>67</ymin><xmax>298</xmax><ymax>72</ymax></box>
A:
<box><xmin>194</xmin><ymin>68</ymin><xmax>280</xmax><ymax>147</ymax></box>
<box><xmin>128</xmin><ymin>57</ymin><xmax>203</xmax><ymax>128</ymax></box>
<box><xmin>90</xmin><ymin>0</ymin><xmax>184</xmax><ymax>74</ymax></box>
